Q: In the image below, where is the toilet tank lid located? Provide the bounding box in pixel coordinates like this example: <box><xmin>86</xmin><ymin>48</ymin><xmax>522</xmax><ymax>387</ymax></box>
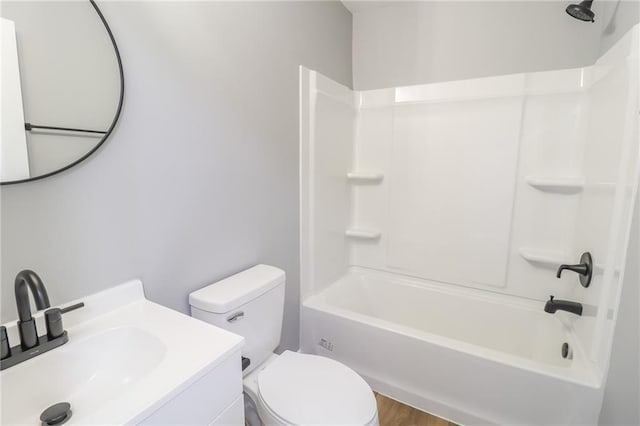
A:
<box><xmin>189</xmin><ymin>264</ymin><xmax>285</xmax><ymax>313</ymax></box>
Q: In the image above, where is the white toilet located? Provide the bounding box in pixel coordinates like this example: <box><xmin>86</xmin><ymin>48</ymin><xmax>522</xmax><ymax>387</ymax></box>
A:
<box><xmin>189</xmin><ymin>264</ymin><xmax>379</xmax><ymax>426</ymax></box>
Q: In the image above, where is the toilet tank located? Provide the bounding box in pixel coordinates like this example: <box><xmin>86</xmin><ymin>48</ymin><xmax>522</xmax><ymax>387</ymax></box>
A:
<box><xmin>189</xmin><ymin>264</ymin><xmax>285</xmax><ymax>375</ymax></box>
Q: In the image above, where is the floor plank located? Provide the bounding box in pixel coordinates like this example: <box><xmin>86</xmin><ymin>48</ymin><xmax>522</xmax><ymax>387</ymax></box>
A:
<box><xmin>374</xmin><ymin>393</ymin><xmax>458</xmax><ymax>426</ymax></box>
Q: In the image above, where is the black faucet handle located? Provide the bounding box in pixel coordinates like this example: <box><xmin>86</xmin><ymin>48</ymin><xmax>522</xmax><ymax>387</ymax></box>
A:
<box><xmin>556</xmin><ymin>263</ymin><xmax>588</xmax><ymax>278</ymax></box>
<box><xmin>60</xmin><ymin>302</ymin><xmax>85</xmax><ymax>314</ymax></box>
<box><xmin>556</xmin><ymin>252</ymin><xmax>593</xmax><ymax>288</ymax></box>
<box><xmin>45</xmin><ymin>302</ymin><xmax>85</xmax><ymax>340</ymax></box>
<box><xmin>1</xmin><ymin>326</ymin><xmax>10</xmax><ymax>360</ymax></box>
<box><xmin>45</xmin><ymin>309</ymin><xmax>63</xmax><ymax>339</ymax></box>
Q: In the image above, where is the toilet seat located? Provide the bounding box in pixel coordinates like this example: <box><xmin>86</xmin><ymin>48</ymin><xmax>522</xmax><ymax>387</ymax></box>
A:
<box><xmin>256</xmin><ymin>351</ymin><xmax>378</xmax><ymax>426</ymax></box>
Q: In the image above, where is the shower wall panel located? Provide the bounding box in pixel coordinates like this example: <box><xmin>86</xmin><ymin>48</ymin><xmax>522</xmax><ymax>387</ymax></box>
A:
<box><xmin>299</xmin><ymin>68</ymin><xmax>355</xmax><ymax>297</ymax></box>
<box><xmin>351</xmin><ymin>72</ymin><xmax>592</xmax><ymax>301</ymax></box>
<box><xmin>346</xmin><ymin>26</ymin><xmax>639</xmax><ymax>374</ymax></box>
<box><xmin>385</xmin><ymin>98</ymin><xmax>522</xmax><ymax>288</ymax></box>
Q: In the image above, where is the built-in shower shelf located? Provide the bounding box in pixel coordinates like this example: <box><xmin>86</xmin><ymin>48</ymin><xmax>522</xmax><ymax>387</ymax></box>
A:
<box><xmin>525</xmin><ymin>176</ymin><xmax>584</xmax><ymax>193</ymax></box>
<box><xmin>347</xmin><ymin>172</ymin><xmax>384</xmax><ymax>183</ymax></box>
<box><xmin>520</xmin><ymin>247</ymin><xmax>614</xmax><ymax>274</ymax></box>
<box><xmin>345</xmin><ymin>229</ymin><xmax>381</xmax><ymax>240</ymax></box>
<box><xmin>518</xmin><ymin>247</ymin><xmax>569</xmax><ymax>268</ymax></box>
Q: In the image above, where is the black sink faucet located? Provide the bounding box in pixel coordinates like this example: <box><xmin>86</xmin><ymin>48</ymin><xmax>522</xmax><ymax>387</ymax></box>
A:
<box><xmin>2</xmin><ymin>270</ymin><xmax>84</xmax><ymax>371</ymax></box>
<box><xmin>15</xmin><ymin>270</ymin><xmax>51</xmax><ymax>349</ymax></box>
<box><xmin>544</xmin><ymin>295</ymin><xmax>583</xmax><ymax>316</ymax></box>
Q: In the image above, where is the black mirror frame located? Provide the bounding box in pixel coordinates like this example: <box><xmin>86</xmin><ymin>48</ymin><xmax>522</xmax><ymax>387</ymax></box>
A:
<box><xmin>1</xmin><ymin>0</ymin><xmax>124</xmax><ymax>186</ymax></box>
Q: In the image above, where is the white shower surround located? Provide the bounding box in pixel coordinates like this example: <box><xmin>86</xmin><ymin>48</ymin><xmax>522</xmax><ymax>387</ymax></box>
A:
<box><xmin>300</xmin><ymin>25</ymin><xmax>639</xmax><ymax>425</ymax></box>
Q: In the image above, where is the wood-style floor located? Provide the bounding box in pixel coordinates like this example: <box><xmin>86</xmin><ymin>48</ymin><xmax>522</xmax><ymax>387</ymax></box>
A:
<box><xmin>375</xmin><ymin>393</ymin><xmax>458</xmax><ymax>426</ymax></box>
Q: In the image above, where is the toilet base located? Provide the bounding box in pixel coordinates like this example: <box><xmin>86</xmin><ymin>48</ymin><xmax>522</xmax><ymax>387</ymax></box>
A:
<box><xmin>244</xmin><ymin>392</ymin><xmax>262</xmax><ymax>426</ymax></box>
<box><xmin>243</xmin><ymin>353</ymin><xmax>284</xmax><ymax>425</ymax></box>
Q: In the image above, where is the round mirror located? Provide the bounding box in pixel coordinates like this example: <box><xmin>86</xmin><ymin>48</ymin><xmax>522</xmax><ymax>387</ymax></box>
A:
<box><xmin>0</xmin><ymin>0</ymin><xmax>123</xmax><ymax>185</ymax></box>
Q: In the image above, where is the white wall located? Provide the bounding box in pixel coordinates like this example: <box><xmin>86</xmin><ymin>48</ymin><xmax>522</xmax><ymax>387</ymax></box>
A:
<box><xmin>0</xmin><ymin>1</ymin><xmax>352</xmax><ymax>352</ymax></box>
<box><xmin>352</xmin><ymin>1</ymin><xmax>607</xmax><ymax>90</ymax></box>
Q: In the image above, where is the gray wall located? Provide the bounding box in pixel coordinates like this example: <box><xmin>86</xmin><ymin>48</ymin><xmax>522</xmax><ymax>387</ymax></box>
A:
<box><xmin>597</xmin><ymin>3</ymin><xmax>640</xmax><ymax>423</ymax></box>
<box><xmin>0</xmin><ymin>1</ymin><xmax>352</xmax><ymax>352</ymax></box>
<box><xmin>595</xmin><ymin>2</ymin><xmax>639</xmax><ymax>424</ymax></box>
<box><xmin>352</xmin><ymin>1</ymin><xmax>614</xmax><ymax>90</ymax></box>
<box><xmin>599</xmin><ymin>192</ymin><xmax>640</xmax><ymax>426</ymax></box>
<box><xmin>598</xmin><ymin>0</ymin><xmax>640</xmax><ymax>56</ymax></box>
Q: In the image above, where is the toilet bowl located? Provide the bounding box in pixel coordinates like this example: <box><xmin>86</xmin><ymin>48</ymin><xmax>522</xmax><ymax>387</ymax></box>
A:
<box><xmin>189</xmin><ymin>264</ymin><xmax>379</xmax><ymax>426</ymax></box>
<box><xmin>244</xmin><ymin>351</ymin><xmax>379</xmax><ymax>426</ymax></box>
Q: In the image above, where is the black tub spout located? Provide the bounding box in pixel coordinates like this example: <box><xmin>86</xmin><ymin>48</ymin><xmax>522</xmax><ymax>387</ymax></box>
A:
<box><xmin>544</xmin><ymin>295</ymin><xmax>582</xmax><ymax>316</ymax></box>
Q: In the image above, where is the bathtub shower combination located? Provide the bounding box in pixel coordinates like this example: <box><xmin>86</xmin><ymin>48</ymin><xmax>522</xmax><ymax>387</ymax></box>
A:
<box><xmin>299</xmin><ymin>25</ymin><xmax>640</xmax><ymax>425</ymax></box>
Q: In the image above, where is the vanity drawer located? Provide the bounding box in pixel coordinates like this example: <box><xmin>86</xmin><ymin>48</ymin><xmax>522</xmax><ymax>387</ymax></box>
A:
<box><xmin>209</xmin><ymin>394</ymin><xmax>244</xmax><ymax>426</ymax></box>
<box><xmin>138</xmin><ymin>350</ymin><xmax>243</xmax><ymax>425</ymax></box>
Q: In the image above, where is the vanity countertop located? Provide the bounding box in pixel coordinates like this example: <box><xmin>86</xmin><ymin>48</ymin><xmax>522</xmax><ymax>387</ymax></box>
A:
<box><xmin>0</xmin><ymin>280</ymin><xmax>244</xmax><ymax>425</ymax></box>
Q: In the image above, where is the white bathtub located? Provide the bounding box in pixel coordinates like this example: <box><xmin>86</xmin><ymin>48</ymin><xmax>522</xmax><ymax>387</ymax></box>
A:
<box><xmin>301</xmin><ymin>268</ymin><xmax>604</xmax><ymax>425</ymax></box>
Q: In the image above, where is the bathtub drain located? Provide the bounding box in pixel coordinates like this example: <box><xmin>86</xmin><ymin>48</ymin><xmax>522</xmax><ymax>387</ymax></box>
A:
<box><xmin>561</xmin><ymin>342</ymin><xmax>573</xmax><ymax>360</ymax></box>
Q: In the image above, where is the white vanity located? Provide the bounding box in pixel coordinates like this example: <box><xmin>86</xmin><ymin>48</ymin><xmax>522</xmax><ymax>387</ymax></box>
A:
<box><xmin>0</xmin><ymin>280</ymin><xmax>245</xmax><ymax>425</ymax></box>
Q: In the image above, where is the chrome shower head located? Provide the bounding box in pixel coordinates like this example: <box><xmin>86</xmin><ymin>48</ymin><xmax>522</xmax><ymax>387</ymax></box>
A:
<box><xmin>566</xmin><ymin>0</ymin><xmax>595</xmax><ymax>22</ymax></box>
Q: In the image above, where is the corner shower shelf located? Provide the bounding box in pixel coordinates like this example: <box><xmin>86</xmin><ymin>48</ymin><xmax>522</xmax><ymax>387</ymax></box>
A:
<box><xmin>345</xmin><ymin>229</ymin><xmax>381</xmax><ymax>240</ymax></box>
<box><xmin>525</xmin><ymin>176</ymin><xmax>584</xmax><ymax>193</ymax></box>
<box><xmin>346</xmin><ymin>172</ymin><xmax>384</xmax><ymax>184</ymax></box>
<box><xmin>518</xmin><ymin>247</ymin><xmax>569</xmax><ymax>268</ymax></box>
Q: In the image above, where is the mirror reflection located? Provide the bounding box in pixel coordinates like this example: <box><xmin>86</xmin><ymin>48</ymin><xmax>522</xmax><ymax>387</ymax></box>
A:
<box><xmin>0</xmin><ymin>1</ymin><xmax>122</xmax><ymax>184</ymax></box>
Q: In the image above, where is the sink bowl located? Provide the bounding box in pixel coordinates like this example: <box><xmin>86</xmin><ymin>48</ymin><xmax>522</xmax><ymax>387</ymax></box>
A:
<box><xmin>0</xmin><ymin>280</ymin><xmax>244</xmax><ymax>425</ymax></box>
<box><xmin>1</xmin><ymin>327</ymin><xmax>166</xmax><ymax>425</ymax></box>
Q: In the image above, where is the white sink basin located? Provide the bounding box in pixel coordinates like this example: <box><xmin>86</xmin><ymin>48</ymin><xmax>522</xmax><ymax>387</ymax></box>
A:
<box><xmin>2</xmin><ymin>327</ymin><xmax>166</xmax><ymax>425</ymax></box>
<box><xmin>0</xmin><ymin>280</ymin><xmax>244</xmax><ymax>425</ymax></box>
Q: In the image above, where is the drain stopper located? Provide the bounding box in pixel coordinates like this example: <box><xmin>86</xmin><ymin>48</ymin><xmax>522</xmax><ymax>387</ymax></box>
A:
<box><xmin>40</xmin><ymin>402</ymin><xmax>72</xmax><ymax>426</ymax></box>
